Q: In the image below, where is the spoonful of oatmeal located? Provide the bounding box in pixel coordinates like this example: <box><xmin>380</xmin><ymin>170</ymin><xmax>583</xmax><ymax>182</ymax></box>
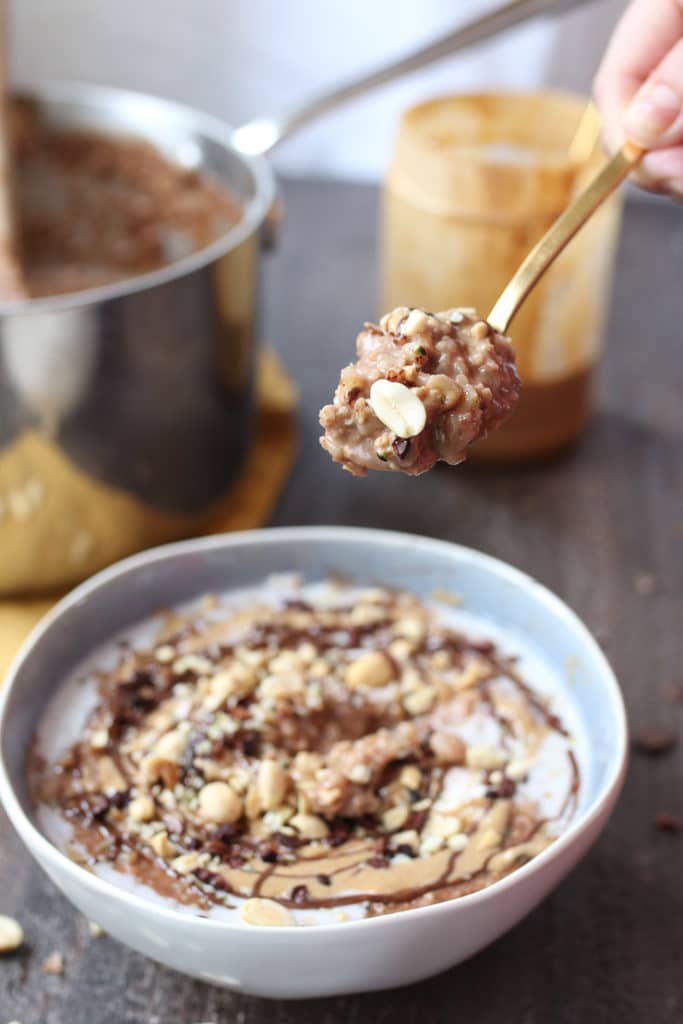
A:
<box><xmin>320</xmin><ymin>141</ymin><xmax>643</xmax><ymax>476</ymax></box>
<box><xmin>319</xmin><ymin>307</ymin><xmax>519</xmax><ymax>476</ymax></box>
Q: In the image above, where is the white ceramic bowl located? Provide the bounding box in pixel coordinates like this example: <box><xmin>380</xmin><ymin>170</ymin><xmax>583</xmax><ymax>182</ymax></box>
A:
<box><xmin>0</xmin><ymin>527</ymin><xmax>627</xmax><ymax>998</ymax></box>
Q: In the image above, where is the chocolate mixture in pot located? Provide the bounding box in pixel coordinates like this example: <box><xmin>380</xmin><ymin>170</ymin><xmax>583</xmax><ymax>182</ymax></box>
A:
<box><xmin>32</xmin><ymin>579</ymin><xmax>579</xmax><ymax>927</ymax></box>
<box><xmin>11</xmin><ymin>99</ymin><xmax>242</xmax><ymax>299</ymax></box>
<box><xmin>319</xmin><ymin>307</ymin><xmax>521</xmax><ymax>475</ymax></box>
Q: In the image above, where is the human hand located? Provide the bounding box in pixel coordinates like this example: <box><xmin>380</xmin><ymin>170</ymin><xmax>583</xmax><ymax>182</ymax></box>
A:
<box><xmin>594</xmin><ymin>0</ymin><xmax>683</xmax><ymax>198</ymax></box>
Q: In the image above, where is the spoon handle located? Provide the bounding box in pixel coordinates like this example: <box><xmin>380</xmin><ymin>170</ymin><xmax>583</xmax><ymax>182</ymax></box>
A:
<box><xmin>488</xmin><ymin>141</ymin><xmax>644</xmax><ymax>335</ymax></box>
<box><xmin>232</xmin><ymin>0</ymin><xmax>596</xmax><ymax>156</ymax></box>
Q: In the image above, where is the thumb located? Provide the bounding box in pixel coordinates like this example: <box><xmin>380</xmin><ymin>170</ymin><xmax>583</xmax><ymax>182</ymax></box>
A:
<box><xmin>623</xmin><ymin>38</ymin><xmax>683</xmax><ymax>148</ymax></box>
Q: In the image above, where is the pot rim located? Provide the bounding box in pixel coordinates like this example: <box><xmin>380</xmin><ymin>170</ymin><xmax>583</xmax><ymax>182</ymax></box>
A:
<box><xmin>1</xmin><ymin>80</ymin><xmax>276</xmax><ymax>316</ymax></box>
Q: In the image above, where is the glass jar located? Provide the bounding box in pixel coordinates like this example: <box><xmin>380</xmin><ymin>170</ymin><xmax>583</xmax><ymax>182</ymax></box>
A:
<box><xmin>380</xmin><ymin>91</ymin><xmax>624</xmax><ymax>462</ymax></box>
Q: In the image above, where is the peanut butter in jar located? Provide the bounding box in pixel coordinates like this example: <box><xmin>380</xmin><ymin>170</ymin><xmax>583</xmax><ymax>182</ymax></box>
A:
<box><xmin>380</xmin><ymin>92</ymin><xmax>624</xmax><ymax>462</ymax></box>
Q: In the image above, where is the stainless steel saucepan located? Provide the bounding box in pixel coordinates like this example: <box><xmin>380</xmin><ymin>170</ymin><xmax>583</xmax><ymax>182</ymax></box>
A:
<box><xmin>0</xmin><ymin>0</ymin><xmax>595</xmax><ymax>596</ymax></box>
<box><xmin>0</xmin><ymin>83</ymin><xmax>275</xmax><ymax>596</ymax></box>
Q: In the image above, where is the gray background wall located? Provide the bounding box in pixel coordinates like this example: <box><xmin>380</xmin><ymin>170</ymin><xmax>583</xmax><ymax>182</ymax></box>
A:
<box><xmin>9</xmin><ymin>0</ymin><xmax>628</xmax><ymax>179</ymax></box>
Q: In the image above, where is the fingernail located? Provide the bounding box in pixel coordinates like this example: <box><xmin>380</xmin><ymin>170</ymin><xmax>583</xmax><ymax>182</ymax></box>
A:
<box><xmin>624</xmin><ymin>82</ymin><xmax>681</xmax><ymax>146</ymax></box>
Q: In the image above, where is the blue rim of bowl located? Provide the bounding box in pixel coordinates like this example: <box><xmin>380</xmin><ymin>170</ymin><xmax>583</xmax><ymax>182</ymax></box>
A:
<box><xmin>0</xmin><ymin>526</ymin><xmax>628</xmax><ymax>937</ymax></box>
<box><xmin>0</xmin><ymin>81</ymin><xmax>276</xmax><ymax>316</ymax></box>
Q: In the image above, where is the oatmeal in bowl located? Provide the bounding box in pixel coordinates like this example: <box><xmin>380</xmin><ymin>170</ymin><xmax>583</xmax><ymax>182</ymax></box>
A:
<box><xmin>0</xmin><ymin>529</ymin><xmax>626</xmax><ymax>996</ymax></box>
<box><xmin>319</xmin><ymin>307</ymin><xmax>521</xmax><ymax>475</ymax></box>
<box><xmin>33</xmin><ymin>576</ymin><xmax>579</xmax><ymax>928</ymax></box>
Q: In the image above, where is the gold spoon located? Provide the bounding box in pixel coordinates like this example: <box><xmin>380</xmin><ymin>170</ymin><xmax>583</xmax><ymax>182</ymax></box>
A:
<box><xmin>567</xmin><ymin>101</ymin><xmax>601</xmax><ymax>165</ymax></box>
<box><xmin>488</xmin><ymin>140</ymin><xmax>644</xmax><ymax>335</ymax></box>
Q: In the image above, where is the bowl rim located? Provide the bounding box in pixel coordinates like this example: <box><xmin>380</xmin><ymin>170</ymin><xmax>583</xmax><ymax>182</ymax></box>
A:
<box><xmin>0</xmin><ymin>80</ymin><xmax>276</xmax><ymax>316</ymax></box>
<box><xmin>0</xmin><ymin>526</ymin><xmax>628</xmax><ymax>937</ymax></box>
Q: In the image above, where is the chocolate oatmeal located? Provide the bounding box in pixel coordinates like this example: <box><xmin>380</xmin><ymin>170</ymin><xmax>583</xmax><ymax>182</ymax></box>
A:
<box><xmin>11</xmin><ymin>100</ymin><xmax>241</xmax><ymax>299</ymax></box>
<box><xmin>32</xmin><ymin>579</ymin><xmax>580</xmax><ymax>926</ymax></box>
<box><xmin>319</xmin><ymin>307</ymin><xmax>521</xmax><ymax>475</ymax></box>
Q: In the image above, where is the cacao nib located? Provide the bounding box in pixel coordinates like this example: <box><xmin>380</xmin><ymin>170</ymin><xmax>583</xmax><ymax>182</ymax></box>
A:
<box><xmin>257</xmin><ymin>842</ymin><xmax>279</xmax><ymax>864</ymax></box>
<box><xmin>87</xmin><ymin>794</ymin><xmax>110</xmax><ymax>819</ymax></box>
<box><xmin>272</xmin><ymin>831</ymin><xmax>301</xmax><ymax>850</ymax></box>
<box><xmin>183</xmin><ymin>730</ymin><xmax>206</xmax><ymax>774</ymax></box>
<box><xmin>212</xmin><ymin>823</ymin><xmax>240</xmax><ymax>844</ymax></box>
<box><xmin>209</xmin><ymin>737</ymin><xmax>229</xmax><ymax>757</ymax></box>
<box><xmin>236</xmin><ymin>731</ymin><xmax>261</xmax><ymax>757</ymax></box>
<box><xmin>290</xmin><ymin>884</ymin><xmax>309</xmax><ymax>905</ymax></box>
<box><xmin>130</xmin><ymin>693</ymin><xmax>159</xmax><ymax>712</ymax></box>
<box><xmin>285</xmin><ymin>599</ymin><xmax>314</xmax><ymax>612</ymax></box>
<box><xmin>392</xmin><ymin>437</ymin><xmax>411</xmax><ymax>459</ymax></box>
<box><xmin>326</xmin><ymin>833</ymin><xmax>348</xmax><ymax>849</ymax></box>
<box><xmin>130</xmin><ymin>667</ymin><xmax>156</xmax><ymax>687</ymax></box>
<box><xmin>408</xmin><ymin>808</ymin><xmax>429</xmax><ymax>832</ymax></box>
<box><xmin>195</xmin><ymin>867</ymin><xmax>229</xmax><ymax>891</ymax></box>
<box><xmin>664</xmin><ymin>682</ymin><xmax>683</xmax><ymax>704</ymax></box>
<box><xmin>468</xmin><ymin>639</ymin><xmax>495</xmax><ymax>655</ymax></box>
<box><xmin>326</xmin><ymin>818</ymin><xmax>351</xmax><ymax>847</ymax></box>
<box><xmin>202</xmin><ymin>840</ymin><xmax>228</xmax><ymax>857</ymax></box>
<box><xmin>632</xmin><ymin>727</ymin><xmax>677</xmax><ymax>756</ymax></box>
<box><xmin>316</xmin><ymin>873</ymin><xmax>332</xmax><ymax>886</ymax></box>
<box><xmin>108</xmin><ymin>790</ymin><xmax>130</xmax><ymax>809</ymax></box>
<box><xmin>487</xmin><ymin>778</ymin><xmax>517</xmax><ymax>800</ymax></box>
<box><xmin>654</xmin><ymin>813</ymin><xmax>682</xmax><ymax>833</ymax></box>
<box><xmin>395</xmin><ymin>844</ymin><xmax>417</xmax><ymax>858</ymax></box>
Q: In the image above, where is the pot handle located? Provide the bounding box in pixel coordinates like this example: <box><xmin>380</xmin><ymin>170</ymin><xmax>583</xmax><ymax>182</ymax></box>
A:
<box><xmin>232</xmin><ymin>0</ymin><xmax>596</xmax><ymax>157</ymax></box>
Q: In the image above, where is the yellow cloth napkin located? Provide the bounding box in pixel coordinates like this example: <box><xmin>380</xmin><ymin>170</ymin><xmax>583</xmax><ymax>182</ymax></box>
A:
<box><xmin>0</xmin><ymin>347</ymin><xmax>297</xmax><ymax>677</ymax></box>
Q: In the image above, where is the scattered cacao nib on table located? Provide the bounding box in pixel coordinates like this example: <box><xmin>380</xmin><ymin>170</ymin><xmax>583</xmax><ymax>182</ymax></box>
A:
<box><xmin>631</xmin><ymin>727</ymin><xmax>678</xmax><ymax>756</ymax></box>
<box><xmin>319</xmin><ymin>307</ymin><xmax>521</xmax><ymax>476</ymax></box>
<box><xmin>654</xmin><ymin>813</ymin><xmax>682</xmax><ymax>833</ymax></box>
<box><xmin>633</xmin><ymin>572</ymin><xmax>658</xmax><ymax>597</ymax></box>
<box><xmin>664</xmin><ymin>682</ymin><xmax>683</xmax><ymax>704</ymax></box>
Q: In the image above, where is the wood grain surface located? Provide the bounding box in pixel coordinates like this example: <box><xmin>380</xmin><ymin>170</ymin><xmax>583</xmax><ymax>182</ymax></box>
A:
<box><xmin>1</xmin><ymin>179</ymin><xmax>682</xmax><ymax>1024</ymax></box>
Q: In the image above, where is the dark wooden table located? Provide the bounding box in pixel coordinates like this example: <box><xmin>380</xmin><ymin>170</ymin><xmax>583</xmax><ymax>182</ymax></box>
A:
<box><xmin>2</xmin><ymin>179</ymin><xmax>682</xmax><ymax>1023</ymax></box>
